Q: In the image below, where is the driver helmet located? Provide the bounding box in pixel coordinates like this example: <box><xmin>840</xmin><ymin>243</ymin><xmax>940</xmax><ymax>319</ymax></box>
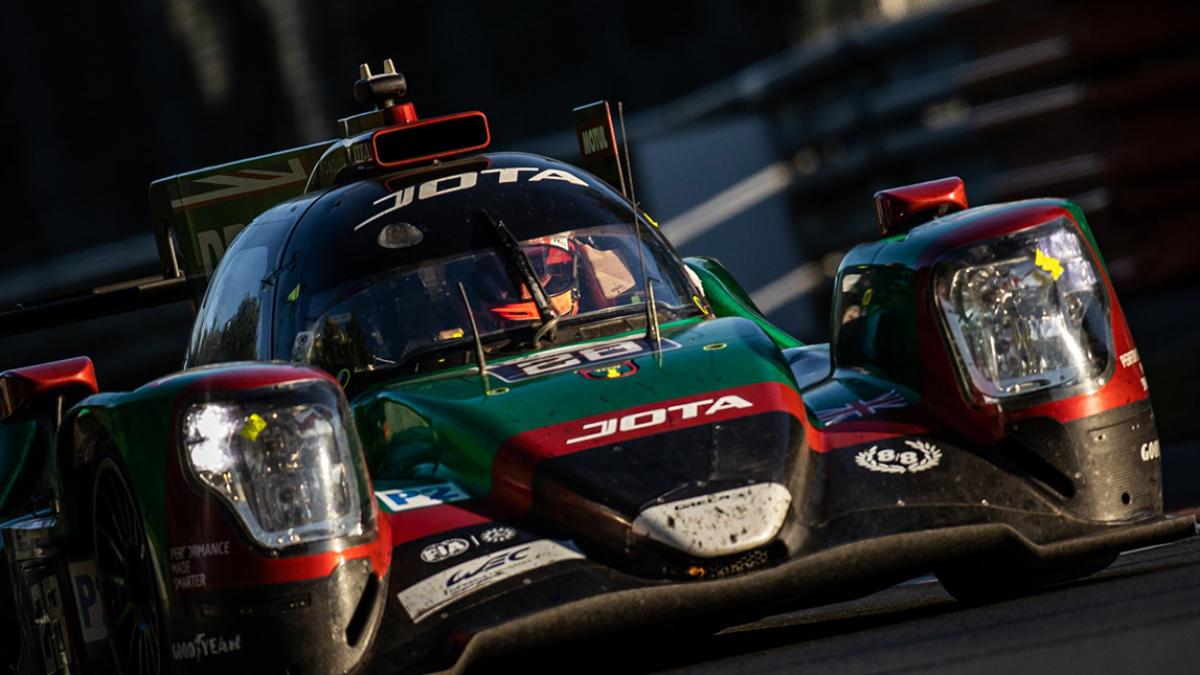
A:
<box><xmin>489</xmin><ymin>234</ymin><xmax>580</xmax><ymax>322</ymax></box>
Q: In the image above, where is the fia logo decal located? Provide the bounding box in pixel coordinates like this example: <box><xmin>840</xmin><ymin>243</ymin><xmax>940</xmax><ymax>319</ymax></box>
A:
<box><xmin>815</xmin><ymin>390</ymin><xmax>907</xmax><ymax>426</ymax></box>
<box><xmin>855</xmin><ymin>440</ymin><xmax>942</xmax><ymax>474</ymax></box>
<box><xmin>580</xmin><ymin>360</ymin><xmax>639</xmax><ymax>380</ymax></box>
<box><xmin>420</xmin><ymin>538</ymin><xmax>471</xmax><ymax>564</ymax></box>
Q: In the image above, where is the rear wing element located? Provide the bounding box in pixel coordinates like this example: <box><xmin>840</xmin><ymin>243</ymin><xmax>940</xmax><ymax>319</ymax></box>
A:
<box><xmin>1</xmin><ymin>60</ymin><xmax>486</xmax><ymax>339</ymax></box>
<box><xmin>149</xmin><ymin>141</ymin><xmax>333</xmax><ymax>300</ymax></box>
<box><xmin>0</xmin><ymin>142</ymin><xmax>332</xmax><ymax>338</ymax></box>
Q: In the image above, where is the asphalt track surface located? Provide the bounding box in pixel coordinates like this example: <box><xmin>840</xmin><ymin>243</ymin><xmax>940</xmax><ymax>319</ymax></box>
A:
<box><xmin>478</xmin><ymin>530</ymin><xmax>1200</xmax><ymax>675</ymax></box>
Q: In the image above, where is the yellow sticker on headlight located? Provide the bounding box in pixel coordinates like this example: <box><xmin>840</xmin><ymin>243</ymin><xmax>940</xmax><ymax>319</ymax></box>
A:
<box><xmin>1034</xmin><ymin>248</ymin><xmax>1064</xmax><ymax>280</ymax></box>
<box><xmin>239</xmin><ymin>413</ymin><xmax>268</xmax><ymax>441</ymax></box>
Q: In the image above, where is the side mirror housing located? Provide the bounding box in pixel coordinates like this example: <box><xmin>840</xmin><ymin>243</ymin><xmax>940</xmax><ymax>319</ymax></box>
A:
<box><xmin>0</xmin><ymin>357</ymin><xmax>98</xmax><ymax>422</ymax></box>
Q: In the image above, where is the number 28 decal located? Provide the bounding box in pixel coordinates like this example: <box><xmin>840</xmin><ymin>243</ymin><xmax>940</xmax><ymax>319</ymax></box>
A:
<box><xmin>488</xmin><ymin>337</ymin><xmax>679</xmax><ymax>382</ymax></box>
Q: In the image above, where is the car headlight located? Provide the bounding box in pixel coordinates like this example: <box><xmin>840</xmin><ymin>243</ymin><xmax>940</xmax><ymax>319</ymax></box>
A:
<box><xmin>181</xmin><ymin>383</ymin><xmax>364</xmax><ymax>549</ymax></box>
<box><xmin>934</xmin><ymin>218</ymin><xmax>1113</xmax><ymax>403</ymax></box>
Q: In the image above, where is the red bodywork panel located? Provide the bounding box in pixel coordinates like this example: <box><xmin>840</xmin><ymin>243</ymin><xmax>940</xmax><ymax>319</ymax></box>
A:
<box><xmin>0</xmin><ymin>356</ymin><xmax>98</xmax><ymax>420</ymax></box>
<box><xmin>875</xmin><ymin>176</ymin><xmax>968</xmax><ymax>237</ymax></box>
<box><xmin>491</xmin><ymin>381</ymin><xmax>803</xmax><ymax>515</ymax></box>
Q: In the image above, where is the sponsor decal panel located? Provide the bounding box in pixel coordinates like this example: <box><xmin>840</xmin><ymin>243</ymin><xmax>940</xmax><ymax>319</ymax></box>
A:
<box><xmin>479</xmin><ymin>526</ymin><xmax>517</xmax><ymax>544</ymax></box>
<box><xmin>419</xmin><ymin>527</ymin><xmax>520</xmax><ymax>563</ymax></box>
<box><xmin>854</xmin><ymin>439</ymin><xmax>942</xmax><ymax>474</ymax></box>
<box><xmin>68</xmin><ymin>560</ymin><xmax>106</xmax><ymax>643</ymax></box>
<box><xmin>168</xmin><ymin>540</ymin><xmax>232</xmax><ymax>591</ymax></box>
<box><xmin>1119</xmin><ymin>348</ymin><xmax>1149</xmax><ymax>391</ymax></box>
<box><xmin>633</xmin><ymin>483</ymin><xmax>791</xmax><ymax>557</ymax></box>
<box><xmin>376</xmin><ymin>482</ymin><xmax>471</xmax><ymax>513</ymax></box>
<box><xmin>29</xmin><ymin>573</ymin><xmax>67</xmax><ymax>674</ymax></box>
<box><xmin>814</xmin><ymin>390</ymin><xmax>907</xmax><ymax>427</ymax></box>
<box><xmin>397</xmin><ymin>540</ymin><xmax>582</xmax><ymax>622</ymax></box>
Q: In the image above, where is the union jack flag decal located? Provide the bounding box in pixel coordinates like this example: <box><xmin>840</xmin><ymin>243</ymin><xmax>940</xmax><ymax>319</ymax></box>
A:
<box><xmin>815</xmin><ymin>390</ymin><xmax>907</xmax><ymax>426</ymax></box>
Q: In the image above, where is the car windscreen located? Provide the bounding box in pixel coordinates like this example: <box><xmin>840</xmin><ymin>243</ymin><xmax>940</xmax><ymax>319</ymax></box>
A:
<box><xmin>288</xmin><ymin>223</ymin><xmax>693</xmax><ymax>384</ymax></box>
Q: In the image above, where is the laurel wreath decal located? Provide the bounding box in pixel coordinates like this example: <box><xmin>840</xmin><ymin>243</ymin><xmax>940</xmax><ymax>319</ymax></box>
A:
<box><xmin>854</xmin><ymin>439</ymin><xmax>942</xmax><ymax>474</ymax></box>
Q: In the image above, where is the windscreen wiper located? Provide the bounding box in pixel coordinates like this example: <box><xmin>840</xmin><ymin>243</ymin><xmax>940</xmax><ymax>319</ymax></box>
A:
<box><xmin>478</xmin><ymin>210</ymin><xmax>559</xmax><ymax>347</ymax></box>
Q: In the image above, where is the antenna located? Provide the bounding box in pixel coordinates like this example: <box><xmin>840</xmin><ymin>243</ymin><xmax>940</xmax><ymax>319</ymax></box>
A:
<box><xmin>617</xmin><ymin>102</ymin><xmax>661</xmax><ymax>349</ymax></box>
<box><xmin>457</xmin><ymin>282</ymin><xmax>492</xmax><ymax>393</ymax></box>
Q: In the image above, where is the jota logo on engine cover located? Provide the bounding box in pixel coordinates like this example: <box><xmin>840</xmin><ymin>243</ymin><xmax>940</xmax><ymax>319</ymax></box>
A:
<box><xmin>566</xmin><ymin>394</ymin><xmax>753</xmax><ymax>445</ymax></box>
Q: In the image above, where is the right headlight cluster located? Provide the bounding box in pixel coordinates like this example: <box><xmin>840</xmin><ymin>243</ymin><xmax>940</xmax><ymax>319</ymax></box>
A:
<box><xmin>934</xmin><ymin>218</ymin><xmax>1113</xmax><ymax>404</ymax></box>
<box><xmin>181</xmin><ymin>381</ymin><xmax>365</xmax><ymax>549</ymax></box>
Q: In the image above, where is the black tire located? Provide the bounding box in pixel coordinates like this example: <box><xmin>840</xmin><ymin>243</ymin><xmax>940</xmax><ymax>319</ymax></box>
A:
<box><xmin>935</xmin><ymin>550</ymin><xmax>1118</xmax><ymax>604</ymax></box>
<box><xmin>92</xmin><ymin>457</ymin><xmax>168</xmax><ymax>675</ymax></box>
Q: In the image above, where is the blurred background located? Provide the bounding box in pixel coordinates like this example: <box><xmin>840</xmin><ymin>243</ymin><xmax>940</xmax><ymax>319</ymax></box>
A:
<box><xmin>1</xmin><ymin>0</ymin><xmax>1198</xmax><ymax>500</ymax></box>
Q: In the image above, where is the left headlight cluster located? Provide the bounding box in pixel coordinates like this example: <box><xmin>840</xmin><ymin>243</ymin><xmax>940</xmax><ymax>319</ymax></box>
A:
<box><xmin>934</xmin><ymin>218</ymin><xmax>1113</xmax><ymax>403</ymax></box>
<box><xmin>181</xmin><ymin>383</ymin><xmax>364</xmax><ymax>549</ymax></box>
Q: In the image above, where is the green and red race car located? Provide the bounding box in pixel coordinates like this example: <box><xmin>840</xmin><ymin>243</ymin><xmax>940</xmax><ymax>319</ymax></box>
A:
<box><xmin>0</xmin><ymin>62</ymin><xmax>1190</xmax><ymax>674</ymax></box>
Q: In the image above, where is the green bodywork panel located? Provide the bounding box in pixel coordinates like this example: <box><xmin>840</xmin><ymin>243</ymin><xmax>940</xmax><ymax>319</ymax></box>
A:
<box><xmin>353</xmin><ymin>316</ymin><xmax>799</xmax><ymax>496</ymax></box>
<box><xmin>684</xmin><ymin>257</ymin><xmax>804</xmax><ymax>350</ymax></box>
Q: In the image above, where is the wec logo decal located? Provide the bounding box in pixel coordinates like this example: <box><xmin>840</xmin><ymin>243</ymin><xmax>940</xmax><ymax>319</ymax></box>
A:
<box><xmin>396</xmin><ymin>540</ymin><xmax>583</xmax><ymax>622</ymax></box>
<box><xmin>567</xmin><ymin>395</ymin><xmax>754</xmax><ymax>445</ymax></box>
<box><xmin>447</xmin><ymin>546</ymin><xmax>529</xmax><ymax>588</ymax></box>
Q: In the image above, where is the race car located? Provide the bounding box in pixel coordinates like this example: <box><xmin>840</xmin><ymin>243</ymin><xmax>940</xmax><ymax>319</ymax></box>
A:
<box><xmin>0</xmin><ymin>60</ymin><xmax>1191</xmax><ymax>674</ymax></box>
